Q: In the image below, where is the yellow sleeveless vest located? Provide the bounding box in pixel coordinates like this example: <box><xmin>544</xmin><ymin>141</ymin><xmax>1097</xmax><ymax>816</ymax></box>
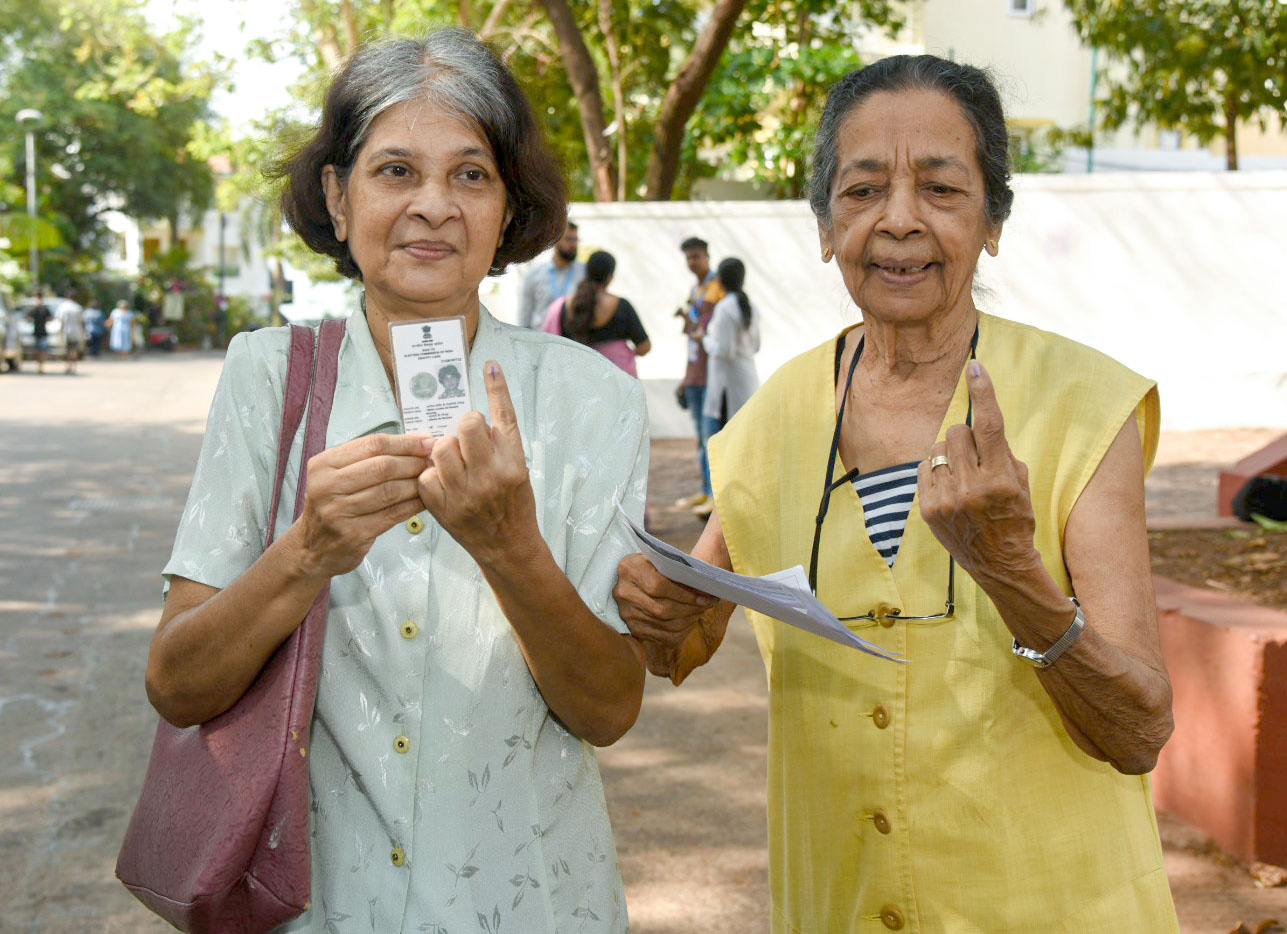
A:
<box><xmin>709</xmin><ymin>313</ymin><xmax>1176</xmax><ymax>933</ymax></box>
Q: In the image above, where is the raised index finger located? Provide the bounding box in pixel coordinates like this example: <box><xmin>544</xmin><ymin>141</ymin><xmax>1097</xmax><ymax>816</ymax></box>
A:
<box><xmin>483</xmin><ymin>361</ymin><xmax>523</xmax><ymax>456</ymax></box>
<box><xmin>966</xmin><ymin>361</ymin><xmax>1011</xmax><ymax>465</ymax></box>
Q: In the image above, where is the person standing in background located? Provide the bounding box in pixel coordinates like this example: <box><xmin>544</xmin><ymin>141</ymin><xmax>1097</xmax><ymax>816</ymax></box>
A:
<box><xmin>29</xmin><ymin>291</ymin><xmax>52</xmax><ymax>374</ymax></box>
<box><xmin>108</xmin><ymin>299</ymin><xmax>133</xmax><ymax>358</ymax></box>
<box><xmin>84</xmin><ymin>300</ymin><xmax>106</xmax><ymax>356</ymax></box>
<box><xmin>517</xmin><ymin>220</ymin><xmax>583</xmax><ymax>329</ymax></box>
<box><xmin>674</xmin><ymin>237</ymin><xmax>725</xmax><ymax>515</ymax></box>
<box><xmin>61</xmin><ymin>298</ymin><xmax>85</xmax><ymax>374</ymax></box>
<box><xmin>544</xmin><ymin>250</ymin><xmax>651</xmax><ymax>377</ymax></box>
<box><xmin>695</xmin><ymin>258</ymin><xmax>760</xmax><ymax>495</ymax></box>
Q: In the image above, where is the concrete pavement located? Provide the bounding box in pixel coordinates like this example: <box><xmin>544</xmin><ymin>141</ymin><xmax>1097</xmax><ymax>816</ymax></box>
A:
<box><xmin>0</xmin><ymin>353</ymin><xmax>220</xmax><ymax>932</ymax></box>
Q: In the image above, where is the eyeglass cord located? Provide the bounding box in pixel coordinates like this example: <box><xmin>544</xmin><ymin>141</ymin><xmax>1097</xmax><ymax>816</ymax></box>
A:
<box><xmin>808</xmin><ymin>323</ymin><xmax>980</xmax><ymax>616</ymax></box>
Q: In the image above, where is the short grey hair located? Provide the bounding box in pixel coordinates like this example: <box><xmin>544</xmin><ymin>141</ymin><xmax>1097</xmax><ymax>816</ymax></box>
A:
<box><xmin>337</xmin><ymin>30</ymin><xmax>518</xmax><ymax>168</ymax></box>
<box><xmin>808</xmin><ymin>55</ymin><xmax>1014</xmax><ymax>230</ymax></box>
<box><xmin>277</xmin><ymin>28</ymin><xmax>567</xmax><ymax>279</ymax></box>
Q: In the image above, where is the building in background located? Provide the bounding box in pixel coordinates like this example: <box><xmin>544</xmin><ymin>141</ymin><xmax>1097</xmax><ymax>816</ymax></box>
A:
<box><xmin>904</xmin><ymin>0</ymin><xmax>1287</xmax><ymax>172</ymax></box>
<box><xmin>100</xmin><ymin>202</ymin><xmax>356</xmax><ymax>325</ymax></box>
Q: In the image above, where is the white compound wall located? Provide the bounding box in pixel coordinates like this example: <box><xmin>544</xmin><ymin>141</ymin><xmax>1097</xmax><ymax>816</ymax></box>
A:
<box><xmin>486</xmin><ymin>172</ymin><xmax>1287</xmax><ymax>436</ymax></box>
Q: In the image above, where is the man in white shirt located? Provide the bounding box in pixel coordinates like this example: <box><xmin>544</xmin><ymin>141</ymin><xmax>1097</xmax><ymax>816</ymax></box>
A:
<box><xmin>517</xmin><ymin>221</ymin><xmax>583</xmax><ymax>329</ymax></box>
<box><xmin>60</xmin><ymin>298</ymin><xmax>86</xmax><ymax>373</ymax></box>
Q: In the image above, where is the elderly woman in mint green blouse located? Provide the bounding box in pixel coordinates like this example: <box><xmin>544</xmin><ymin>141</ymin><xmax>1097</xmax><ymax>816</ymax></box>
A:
<box><xmin>146</xmin><ymin>30</ymin><xmax>648</xmax><ymax>934</ymax></box>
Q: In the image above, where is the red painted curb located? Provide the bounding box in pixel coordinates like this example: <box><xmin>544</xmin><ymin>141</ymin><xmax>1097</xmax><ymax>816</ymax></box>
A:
<box><xmin>1152</xmin><ymin>574</ymin><xmax>1287</xmax><ymax>867</ymax></box>
<box><xmin>1217</xmin><ymin>433</ymin><xmax>1287</xmax><ymax>517</ymax></box>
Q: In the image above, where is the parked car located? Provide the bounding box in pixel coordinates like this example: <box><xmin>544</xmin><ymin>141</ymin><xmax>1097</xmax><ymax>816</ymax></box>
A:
<box><xmin>0</xmin><ymin>292</ymin><xmax>22</xmax><ymax>372</ymax></box>
<box><xmin>14</xmin><ymin>296</ymin><xmax>82</xmax><ymax>361</ymax></box>
<box><xmin>148</xmin><ymin>326</ymin><xmax>179</xmax><ymax>350</ymax></box>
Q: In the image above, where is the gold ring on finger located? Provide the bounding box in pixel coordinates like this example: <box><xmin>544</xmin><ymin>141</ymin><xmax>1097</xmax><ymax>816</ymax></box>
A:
<box><xmin>929</xmin><ymin>454</ymin><xmax>951</xmax><ymax>471</ymax></box>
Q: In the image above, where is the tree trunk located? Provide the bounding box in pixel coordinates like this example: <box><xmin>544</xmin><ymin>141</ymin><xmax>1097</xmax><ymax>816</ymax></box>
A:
<box><xmin>299</xmin><ymin>0</ymin><xmax>344</xmax><ymax>69</ymax></box>
<box><xmin>479</xmin><ymin>0</ymin><xmax>513</xmax><ymax>40</ymax></box>
<box><xmin>784</xmin><ymin>9</ymin><xmax>813</xmax><ymax>198</ymax></box>
<box><xmin>643</xmin><ymin>0</ymin><xmax>748</xmax><ymax>200</ymax></box>
<box><xmin>597</xmin><ymin>0</ymin><xmax>628</xmax><ymax>200</ymax></box>
<box><xmin>536</xmin><ymin>0</ymin><xmax>618</xmax><ymax>201</ymax></box>
<box><xmin>1224</xmin><ymin>89</ymin><xmax>1239</xmax><ymax>170</ymax></box>
<box><xmin>341</xmin><ymin>0</ymin><xmax>359</xmax><ymax>54</ymax></box>
<box><xmin>459</xmin><ymin>0</ymin><xmax>472</xmax><ymax>28</ymax></box>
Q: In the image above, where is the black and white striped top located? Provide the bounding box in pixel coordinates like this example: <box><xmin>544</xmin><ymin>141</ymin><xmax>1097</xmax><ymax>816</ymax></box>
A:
<box><xmin>851</xmin><ymin>461</ymin><xmax>919</xmax><ymax>567</ymax></box>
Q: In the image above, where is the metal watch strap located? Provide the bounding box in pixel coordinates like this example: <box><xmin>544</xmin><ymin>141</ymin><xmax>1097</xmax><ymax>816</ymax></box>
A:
<box><xmin>1012</xmin><ymin>597</ymin><xmax>1085</xmax><ymax>669</ymax></box>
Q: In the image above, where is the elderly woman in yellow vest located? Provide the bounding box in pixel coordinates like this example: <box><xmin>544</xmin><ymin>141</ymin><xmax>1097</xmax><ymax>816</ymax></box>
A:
<box><xmin>614</xmin><ymin>55</ymin><xmax>1179</xmax><ymax>933</ymax></box>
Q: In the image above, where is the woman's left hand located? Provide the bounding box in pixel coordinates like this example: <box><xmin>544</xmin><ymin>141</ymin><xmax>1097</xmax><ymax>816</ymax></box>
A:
<box><xmin>918</xmin><ymin>362</ymin><xmax>1041</xmax><ymax>584</ymax></box>
<box><xmin>418</xmin><ymin>361</ymin><xmax>540</xmax><ymax>567</ymax></box>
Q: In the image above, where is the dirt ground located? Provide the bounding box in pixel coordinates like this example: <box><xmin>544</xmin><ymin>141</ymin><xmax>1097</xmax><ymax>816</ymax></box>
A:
<box><xmin>1150</xmin><ymin>528</ymin><xmax>1287</xmax><ymax>612</ymax></box>
<box><xmin>609</xmin><ymin>436</ymin><xmax>1287</xmax><ymax>934</ymax></box>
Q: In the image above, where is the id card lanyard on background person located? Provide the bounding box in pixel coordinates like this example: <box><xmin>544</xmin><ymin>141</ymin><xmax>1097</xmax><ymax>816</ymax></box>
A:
<box><xmin>687</xmin><ymin>270</ymin><xmax>716</xmax><ymax>362</ymax></box>
<box><xmin>549</xmin><ymin>263</ymin><xmax>577</xmax><ymax>302</ymax></box>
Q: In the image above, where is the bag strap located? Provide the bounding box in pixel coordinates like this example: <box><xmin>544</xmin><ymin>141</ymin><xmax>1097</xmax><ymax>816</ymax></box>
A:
<box><xmin>263</xmin><ymin>319</ymin><xmax>347</xmax><ymax>547</ymax></box>
<box><xmin>265</xmin><ymin>326</ymin><xmax>317</xmax><ymax>549</ymax></box>
<box><xmin>293</xmin><ymin>318</ymin><xmax>346</xmax><ymax>520</ymax></box>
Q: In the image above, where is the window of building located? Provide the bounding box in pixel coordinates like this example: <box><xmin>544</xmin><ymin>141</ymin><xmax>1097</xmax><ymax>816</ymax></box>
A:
<box><xmin>218</xmin><ymin>245</ymin><xmax>242</xmax><ymax>279</ymax></box>
<box><xmin>1008</xmin><ymin>0</ymin><xmax>1034</xmax><ymax>17</ymax></box>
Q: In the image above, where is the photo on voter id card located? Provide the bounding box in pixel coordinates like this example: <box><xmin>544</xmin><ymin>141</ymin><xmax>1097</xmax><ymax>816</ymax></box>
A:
<box><xmin>389</xmin><ymin>316</ymin><xmax>472</xmax><ymax>437</ymax></box>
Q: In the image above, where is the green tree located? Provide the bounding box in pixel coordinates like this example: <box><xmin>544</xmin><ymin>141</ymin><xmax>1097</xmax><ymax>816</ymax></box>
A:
<box><xmin>689</xmin><ymin>0</ymin><xmax>899</xmax><ymax>199</ymax></box>
<box><xmin>0</xmin><ymin>0</ymin><xmax>222</xmax><ymax>291</ymax></box>
<box><xmin>1065</xmin><ymin>0</ymin><xmax>1287</xmax><ymax>170</ymax></box>
<box><xmin>252</xmin><ymin>0</ymin><xmax>859</xmax><ymax>200</ymax></box>
<box><xmin>239</xmin><ymin>0</ymin><xmax>902</xmax><ymax>209</ymax></box>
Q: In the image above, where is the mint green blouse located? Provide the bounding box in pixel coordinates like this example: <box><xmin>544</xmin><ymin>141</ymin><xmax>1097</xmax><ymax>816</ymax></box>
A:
<box><xmin>163</xmin><ymin>306</ymin><xmax>648</xmax><ymax>933</ymax></box>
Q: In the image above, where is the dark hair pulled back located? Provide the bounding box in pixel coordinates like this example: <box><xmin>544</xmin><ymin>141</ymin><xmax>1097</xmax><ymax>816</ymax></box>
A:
<box><xmin>807</xmin><ymin>55</ymin><xmax>1014</xmax><ymax>229</ymax></box>
<box><xmin>567</xmin><ymin>250</ymin><xmax>615</xmax><ymax>345</ymax></box>
<box><xmin>716</xmin><ymin>257</ymin><xmax>752</xmax><ymax>328</ymax></box>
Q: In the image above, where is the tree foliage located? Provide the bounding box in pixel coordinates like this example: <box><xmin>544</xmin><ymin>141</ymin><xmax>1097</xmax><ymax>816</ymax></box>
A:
<box><xmin>690</xmin><ymin>0</ymin><xmax>899</xmax><ymax>198</ymax></box>
<box><xmin>249</xmin><ymin>0</ymin><xmax>900</xmax><ymax>202</ymax></box>
<box><xmin>1065</xmin><ymin>0</ymin><xmax>1287</xmax><ymax>169</ymax></box>
<box><xmin>0</xmin><ymin>0</ymin><xmax>221</xmax><ymax>290</ymax></box>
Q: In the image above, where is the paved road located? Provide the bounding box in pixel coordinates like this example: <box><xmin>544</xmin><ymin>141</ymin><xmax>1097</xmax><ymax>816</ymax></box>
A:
<box><xmin>1</xmin><ymin>353</ymin><xmax>1284</xmax><ymax>933</ymax></box>
<box><xmin>0</xmin><ymin>353</ymin><xmax>221</xmax><ymax>933</ymax></box>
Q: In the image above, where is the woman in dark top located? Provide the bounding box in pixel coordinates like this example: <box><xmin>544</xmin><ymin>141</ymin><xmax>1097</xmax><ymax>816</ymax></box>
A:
<box><xmin>543</xmin><ymin>250</ymin><xmax>651</xmax><ymax>376</ymax></box>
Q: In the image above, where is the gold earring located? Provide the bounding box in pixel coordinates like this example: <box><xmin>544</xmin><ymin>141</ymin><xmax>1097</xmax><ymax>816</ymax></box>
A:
<box><xmin>822</xmin><ymin>248</ymin><xmax>833</xmax><ymax>262</ymax></box>
<box><xmin>985</xmin><ymin>239</ymin><xmax>998</xmax><ymax>253</ymax></box>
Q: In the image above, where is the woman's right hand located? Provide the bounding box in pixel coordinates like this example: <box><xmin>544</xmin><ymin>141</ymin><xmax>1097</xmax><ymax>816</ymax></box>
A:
<box><xmin>614</xmin><ymin>553</ymin><xmax>730</xmax><ymax>684</ymax></box>
<box><xmin>292</xmin><ymin>433</ymin><xmax>431</xmax><ymax>581</ymax></box>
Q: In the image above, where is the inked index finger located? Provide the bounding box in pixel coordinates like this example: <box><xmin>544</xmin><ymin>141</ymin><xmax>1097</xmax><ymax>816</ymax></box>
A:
<box><xmin>966</xmin><ymin>361</ymin><xmax>1011</xmax><ymax>464</ymax></box>
<box><xmin>483</xmin><ymin>361</ymin><xmax>523</xmax><ymax>456</ymax></box>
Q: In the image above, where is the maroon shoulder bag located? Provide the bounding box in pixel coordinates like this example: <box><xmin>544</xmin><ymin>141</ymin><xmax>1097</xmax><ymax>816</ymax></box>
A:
<box><xmin>116</xmin><ymin>319</ymin><xmax>345</xmax><ymax>933</ymax></box>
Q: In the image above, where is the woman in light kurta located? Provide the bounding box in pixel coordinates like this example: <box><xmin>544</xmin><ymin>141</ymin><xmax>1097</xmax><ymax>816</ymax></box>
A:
<box><xmin>147</xmin><ymin>30</ymin><xmax>648</xmax><ymax>933</ymax></box>
<box><xmin>696</xmin><ymin>257</ymin><xmax>760</xmax><ymax>439</ymax></box>
<box><xmin>614</xmin><ymin>55</ymin><xmax>1180</xmax><ymax>932</ymax></box>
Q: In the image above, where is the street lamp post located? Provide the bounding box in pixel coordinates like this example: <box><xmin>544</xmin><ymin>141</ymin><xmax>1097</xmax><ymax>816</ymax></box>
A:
<box><xmin>15</xmin><ymin>108</ymin><xmax>45</xmax><ymax>288</ymax></box>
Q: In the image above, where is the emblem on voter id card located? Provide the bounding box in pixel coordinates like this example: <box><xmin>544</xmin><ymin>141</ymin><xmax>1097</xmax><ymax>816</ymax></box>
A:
<box><xmin>389</xmin><ymin>316</ymin><xmax>472</xmax><ymax>436</ymax></box>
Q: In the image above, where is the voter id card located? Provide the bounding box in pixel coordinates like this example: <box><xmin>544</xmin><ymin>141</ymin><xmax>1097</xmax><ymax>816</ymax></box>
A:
<box><xmin>389</xmin><ymin>316</ymin><xmax>472</xmax><ymax>436</ymax></box>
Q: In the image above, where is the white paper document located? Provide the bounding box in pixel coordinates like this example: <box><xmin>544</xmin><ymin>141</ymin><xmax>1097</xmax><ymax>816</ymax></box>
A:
<box><xmin>389</xmin><ymin>316</ymin><xmax>472</xmax><ymax>437</ymax></box>
<box><xmin>618</xmin><ymin>507</ymin><xmax>904</xmax><ymax>662</ymax></box>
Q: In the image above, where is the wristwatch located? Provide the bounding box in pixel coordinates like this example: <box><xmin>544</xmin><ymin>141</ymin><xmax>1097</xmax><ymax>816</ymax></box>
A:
<box><xmin>1012</xmin><ymin>597</ymin><xmax>1085</xmax><ymax>669</ymax></box>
